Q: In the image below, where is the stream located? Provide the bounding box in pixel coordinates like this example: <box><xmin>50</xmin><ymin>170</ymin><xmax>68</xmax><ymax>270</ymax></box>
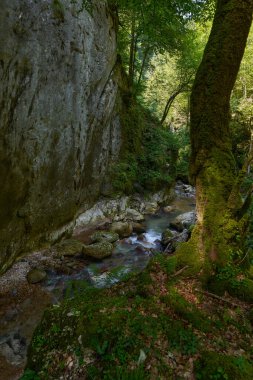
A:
<box><xmin>0</xmin><ymin>184</ymin><xmax>195</xmax><ymax>379</ymax></box>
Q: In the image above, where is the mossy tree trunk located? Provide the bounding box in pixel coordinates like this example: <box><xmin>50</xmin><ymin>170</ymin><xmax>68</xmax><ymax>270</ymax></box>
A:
<box><xmin>190</xmin><ymin>0</ymin><xmax>253</xmax><ymax>268</ymax></box>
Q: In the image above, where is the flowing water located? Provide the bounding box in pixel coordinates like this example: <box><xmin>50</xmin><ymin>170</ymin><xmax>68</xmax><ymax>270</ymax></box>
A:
<box><xmin>0</xmin><ymin>184</ymin><xmax>195</xmax><ymax>379</ymax></box>
<box><xmin>44</xmin><ymin>196</ymin><xmax>195</xmax><ymax>297</ymax></box>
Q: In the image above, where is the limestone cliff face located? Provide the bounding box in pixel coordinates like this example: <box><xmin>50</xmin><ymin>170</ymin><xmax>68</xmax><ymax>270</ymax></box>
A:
<box><xmin>0</xmin><ymin>0</ymin><xmax>123</xmax><ymax>273</ymax></box>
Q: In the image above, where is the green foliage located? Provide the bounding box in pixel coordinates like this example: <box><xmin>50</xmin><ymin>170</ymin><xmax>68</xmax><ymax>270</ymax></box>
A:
<box><xmin>20</xmin><ymin>369</ymin><xmax>40</xmax><ymax>380</ymax></box>
<box><xmin>170</xmin><ymin>327</ymin><xmax>199</xmax><ymax>355</ymax></box>
<box><xmin>153</xmin><ymin>254</ymin><xmax>177</xmax><ymax>276</ymax></box>
<box><xmin>175</xmin><ymin>126</ymin><xmax>190</xmax><ymax>181</ymax></box>
<box><xmin>195</xmin><ymin>352</ymin><xmax>253</xmax><ymax>380</ymax></box>
<box><xmin>111</xmin><ymin>103</ymin><xmax>178</xmax><ymax>193</ymax></box>
<box><xmin>162</xmin><ymin>287</ymin><xmax>211</xmax><ymax>332</ymax></box>
<box><xmin>115</xmin><ymin>0</ymin><xmax>214</xmax><ymax>90</ymax></box>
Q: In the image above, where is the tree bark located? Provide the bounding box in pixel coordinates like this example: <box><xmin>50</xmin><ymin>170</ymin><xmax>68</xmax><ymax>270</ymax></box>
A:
<box><xmin>129</xmin><ymin>14</ymin><xmax>136</xmax><ymax>87</ymax></box>
<box><xmin>189</xmin><ymin>0</ymin><xmax>253</xmax><ymax>267</ymax></box>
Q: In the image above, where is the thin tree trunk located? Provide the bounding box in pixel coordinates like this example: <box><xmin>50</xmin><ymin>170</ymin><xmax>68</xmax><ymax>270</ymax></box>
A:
<box><xmin>137</xmin><ymin>46</ymin><xmax>150</xmax><ymax>88</ymax></box>
<box><xmin>160</xmin><ymin>79</ymin><xmax>191</xmax><ymax>124</ymax></box>
<box><xmin>129</xmin><ymin>14</ymin><xmax>136</xmax><ymax>87</ymax></box>
<box><xmin>189</xmin><ymin>0</ymin><xmax>253</xmax><ymax>267</ymax></box>
<box><xmin>160</xmin><ymin>90</ymin><xmax>181</xmax><ymax>124</ymax></box>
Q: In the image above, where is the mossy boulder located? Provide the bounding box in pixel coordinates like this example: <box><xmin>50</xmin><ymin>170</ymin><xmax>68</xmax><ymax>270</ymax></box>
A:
<box><xmin>161</xmin><ymin>229</ymin><xmax>174</xmax><ymax>246</ymax></box>
<box><xmin>26</xmin><ymin>268</ymin><xmax>47</xmax><ymax>284</ymax></box>
<box><xmin>132</xmin><ymin>222</ymin><xmax>146</xmax><ymax>233</ymax></box>
<box><xmin>208</xmin><ymin>275</ymin><xmax>253</xmax><ymax>303</ymax></box>
<box><xmin>53</xmin><ymin>239</ymin><xmax>84</xmax><ymax>257</ymax></box>
<box><xmin>170</xmin><ymin>211</ymin><xmax>196</xmax><ymax>232</ymax></box>
<box><xmin>228</xmin><ymin>278</ymin><xmax>253</xmax><ymax>303</ymax></box>
<box><xmin>125</xmin><ymin>208</ymin><xmax>145</xmax><ymax>222</ymax></box>
<box><xmin>82</xmin><ymin>241</ymin><xmax>114</xmax><ymax>259</ymax></box>
<box><xmin>110</xmin><ymin>222</ymin><xmax>133</xmax><ymax>238</ymax></box>
<box><xmin>90</xmin><ymin>231</ymin><xmax>119</xmax><ymax>244</ymax></box>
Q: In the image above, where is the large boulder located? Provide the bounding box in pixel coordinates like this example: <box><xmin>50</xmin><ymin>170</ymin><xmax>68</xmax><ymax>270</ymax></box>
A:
<box><xmin>90</xmin><ymin>231</ymin><xmax>119</xmax><ymax>244</ymax></box>
<box><xmin>132</xmin><ymin>222</ymin><xmax>146</xmax><ymax>234</ymax></box>
<box><xmin>111</xmin><ymin>222</ymin><xmax>133</xmax><ymax>238</ymax></box>
<box><xmin>82</xmin><ymin>242</ymin><xmax>114</xmax><ymax>260</ymax></box>
<box><xmin>143</xmin><ymin>202</ymin><xmax>159</xmax><ymax>214</ymax></box>
<box><xmin>125</xmin><ymin>208</ymin><xmax>145</xmax><ymax>222</ymax></box>
<box><xmin>170</xmin><ymin>211</ymin><xmax>196</xmax><ymax>232</ymax></box>
<box><xmin>53</xmin><ymin>239</ymin><xmax>84</xmax><ymax>257</ymax></box>
<box><xmin>26</xmin><ymin>268</ymin><xmax>47</xmax><ymax>284</ymax></box>
<box><xmin>163</xmin><ymin>229</ymin><xmax>189</xmax><ymax>253</ymax></box>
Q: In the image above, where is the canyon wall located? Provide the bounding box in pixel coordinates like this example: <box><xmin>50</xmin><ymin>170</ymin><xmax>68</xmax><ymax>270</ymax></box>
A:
<box><xmin>0</xmin><ymin>0</ymin><xmax>124</xmax><ymax>273</ymax></box>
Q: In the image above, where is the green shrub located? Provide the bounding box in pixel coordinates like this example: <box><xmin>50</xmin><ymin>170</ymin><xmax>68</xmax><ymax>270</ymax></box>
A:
<box><xmin>111</xmin><ymin>103</ymin><xmax>178</xmax><ymax>193</ymax></box>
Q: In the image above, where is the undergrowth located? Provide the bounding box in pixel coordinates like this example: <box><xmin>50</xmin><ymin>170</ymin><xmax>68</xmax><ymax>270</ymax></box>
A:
<box><xmin>23</xmin><ymin>254</ymin><xmax>253</xmax><ymax>380</ymax></box>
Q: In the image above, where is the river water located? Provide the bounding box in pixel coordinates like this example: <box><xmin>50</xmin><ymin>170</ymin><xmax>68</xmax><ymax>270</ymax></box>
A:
<box><xmin>0</xmin><ymin>185</ymin><xmax>195</xmax><ymax>379</ymax></box>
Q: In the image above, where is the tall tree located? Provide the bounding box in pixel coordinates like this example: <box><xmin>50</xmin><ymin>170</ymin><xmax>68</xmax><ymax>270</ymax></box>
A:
<box><xmin>113</xmin><ymin>0</ymin><xmax>214</xmax><ymax>91</ymax></box>
<box><xmin>189</xmin><ymin>0</ymin><xmax>253</xmax><ymax>271</ymax></box>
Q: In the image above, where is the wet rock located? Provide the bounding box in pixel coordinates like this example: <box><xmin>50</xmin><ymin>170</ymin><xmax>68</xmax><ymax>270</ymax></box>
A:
<box><xmin>0</xmin><ymin>332</ymin><xmax>26</xmax><ymax>365</ymax></box>
<box><xmin>91</xmin><ymin>231</ymin><xmax>119</xmax><ymax>244</ymax></box>
<box><xmin>111</xmin><ymin>222</ymin><xmax>133</xmax><ymax>238</ymax></box>
<box><xmin>137</xmin><ymin>234</ymin><xmax>147</xmax><ymax>242</ymax></box>
<box><xmin>170</xmin><ymin>211</ymin><xmax>196</xmax><ymax>232</ymax></box>
<box><xmin>26</xmin><ymin>268</ymin><xmax>47</xmax><ymax>284</ymax></box>
<box><xmin>125</xmin><ymin>208</ymin><xmax>145</xmax><ymax>222</ymax></box>
<box><xmin>161</xmin><ymin>229</ymin><xmax>175</xmax><ymax>246</ymax></box>
<box><xmin>82</xmin><ymin>242</ymin><xmax>114</xmax><ymax>260</ymax></box>
<box><xmin>54</xmin><ymin>239</ymin><xmax>84</xmax><ymax>257</ymax></box>
<box><xmin>175</xmin><ymin>182</ymin><xmax>196</xmax><ymax>198</ymax></box>
<box><xmin>143</xmin><ymin>202</ymin><xmax>159</xmax><ymax>214</ymax></box>
<box><xmin>132</xmin><ymin>222</ymin><xmax>146</xmax><ymax>234</ymax></box>
<box><xmin>163</xmin><ymin>229</ymin><xmax>189</xmax><ymax>252</ymax></box>
<box><xmin>4</xmin><ymin>308</ymin><xmax>18</xmax><ymax>322</ymax></box>
<box><xmin>163</xmin><ymin>206</ymin><xmax>174</xmax><ymax>213</ymax></box>
<box><xmin>135</xmin><ymin>246</ymin><xmax>146</xmax><ymax>254</ymax></box>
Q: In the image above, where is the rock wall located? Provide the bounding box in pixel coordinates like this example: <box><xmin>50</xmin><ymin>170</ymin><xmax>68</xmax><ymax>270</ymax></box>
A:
<box><xmin>0</xmin><ymin>0</ymin><xmax>124</xmax><ymax>273</ymax></box>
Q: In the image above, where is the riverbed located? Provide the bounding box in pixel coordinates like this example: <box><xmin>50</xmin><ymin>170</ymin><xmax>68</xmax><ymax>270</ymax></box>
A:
<box><xmin>0</xmin><ymin>185</ymin><xmax>195</xmax><ymax>379</ymax></box>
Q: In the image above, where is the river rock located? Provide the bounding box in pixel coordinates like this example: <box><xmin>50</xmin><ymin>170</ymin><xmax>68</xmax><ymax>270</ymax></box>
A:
<box><xmin>91</xmin><ymin>231</ymin><xmax>119</xmax><ymax>244</ymax></box>
<box><xmin>132</xmin><ymin>222</ymin><xmax>146</xmax><ymax>233</ymax></box>
<box><xmin>0</xmin><ymin>332</ymin><xmax>26</xmax><ymax>365</ymax></box>
<box><xmin>163</xmin><ymin>206</ymin><xmax>174</xmax><ymax>213</ymax></box>
<box><xmin>82</xmin><ymin>242</ymin><xmax>114</xmax><ymax>260</ymax></box>
<box><xmin>143</xmin><ymin>202</ymin><xmax>159</xmax><ymax>214</ymax></box>
<box><xmin>54</xmin><ymin>239</ymin><xmax>84</xmax><ymax>257</ymax></box>
<box><xmin>125</xmin><ymin>208</ymin><xmax>145</xmax><ymax>222</ymax></box>
<box><xmin>137</xmin><ymin>234</ymin><xmax>147</xmax><ymax>242</ymax></box>
<box><xmin>161</xmin><ymin>229</ymin><xmax>175</xmax><ymax>246</ymax></box>
<box><xmin>163</xmin><ymin>229</ymin><xmax>189</xmax><ymax>252</ymax></box>
<box><xmin>26</xmin><ymin>268</ymin><xmax>47</xmax><ymax>284</ymax></box>
<box><xmin>111</xmin><ymin>222</ymin><xmax>133</xmax><ymax>238</ymax></box>
<box><xmin>170</xmin><ymin>211</ymin><xmax>196</xmax><ymax>232</ymax></box>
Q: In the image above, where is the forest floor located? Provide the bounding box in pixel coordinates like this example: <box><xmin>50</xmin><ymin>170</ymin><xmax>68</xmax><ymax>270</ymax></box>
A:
<box><xmin>24</xmin><ymin>253</ymin><xmax>253</xmax><ymax>380</ymax></box>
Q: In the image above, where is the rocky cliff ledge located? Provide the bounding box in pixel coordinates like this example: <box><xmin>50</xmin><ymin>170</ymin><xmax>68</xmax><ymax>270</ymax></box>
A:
<box><xmin>0</xmin><ymin>0</ymin><xmax>124</xmax><ymax>273</ymax></box>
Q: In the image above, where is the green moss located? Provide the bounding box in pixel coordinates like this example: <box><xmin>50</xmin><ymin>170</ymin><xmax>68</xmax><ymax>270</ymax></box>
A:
<box><xmin>176</xmin><ymin>227</ymin><xmax>208</xmax><ymax>277</ymax></box>
<box><xmin>195</xmin><ymin>351</ymin><xmax>253</xmax><ymax>380</ymax></box>
<box><xmin>20</xmin><ymin>369</ymin><xmax>40</xmax><ymax>380</ymax></box>
<box><xmin>228</xmin><ymin>278</ymin><xmax>253</xmax><ymax>303</ymax></box>
<box><xmin>162</xmin><ymin>287</ymin><xmax>211</xmax><ymax>332</ymax></box>
<box><xmin>51</xmin><ymin>0</ymin><xmax>65</xmax><ymax>22</ymax></box>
